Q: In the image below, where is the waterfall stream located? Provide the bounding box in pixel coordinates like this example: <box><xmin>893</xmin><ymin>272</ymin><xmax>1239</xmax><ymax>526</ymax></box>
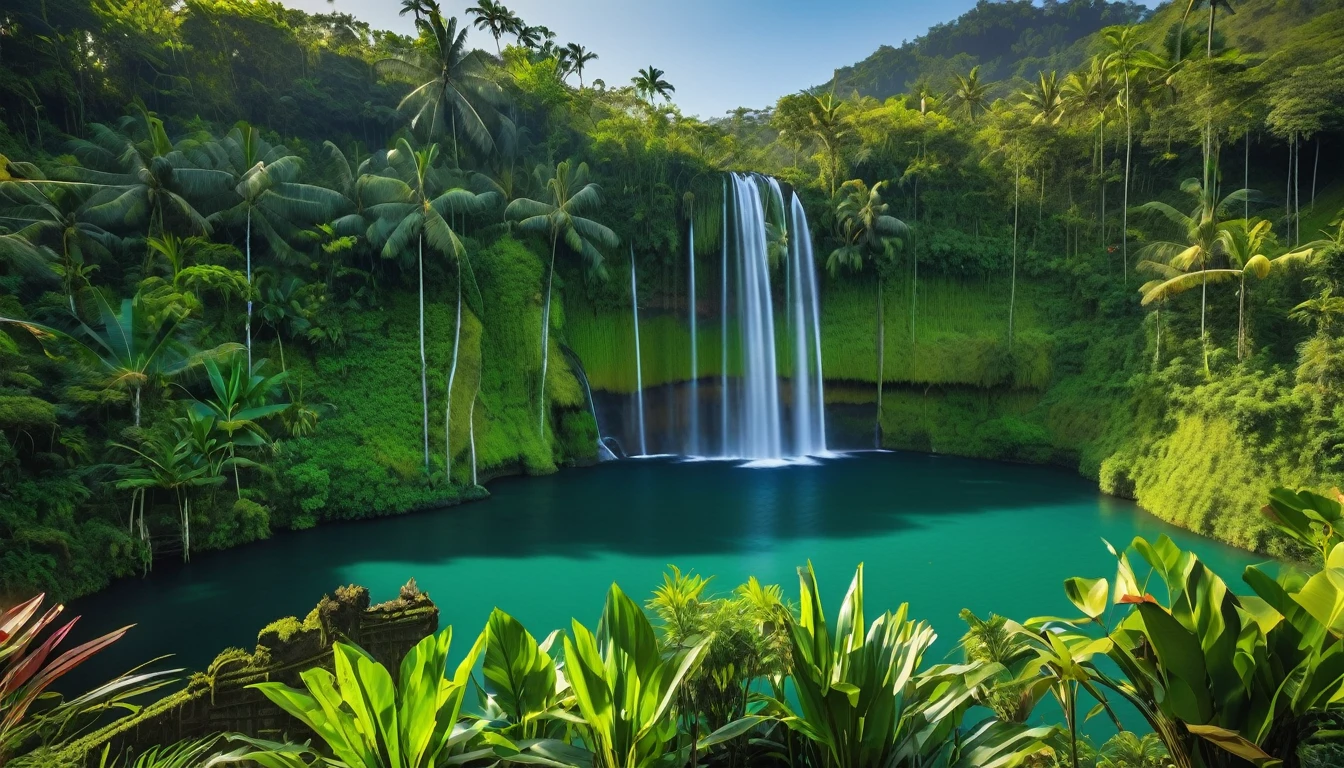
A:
<box><xmin>687</xmin><ymin>218</ymin><xmax>699</xmax><ymax>456</ymax></box>
<box><xmin>630</xmin><ymin>244</ymin><xmax>648</xmax><ymax>456</ymax></box>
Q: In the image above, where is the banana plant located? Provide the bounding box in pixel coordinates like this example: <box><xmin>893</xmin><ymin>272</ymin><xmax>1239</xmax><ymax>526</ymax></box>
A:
<box><xmin>1260</xmin><ymin>487</ymin><xmax>1344</xmax><ymax>566</ymax></box>
<box><xmin>770</xmin><ymin>563</ymin><xmax>1054</xmax><ymax>768</ymax></box>
<box><xmin>498</xmin><ymin>583</ymin><xmax>710</xmax><ymax>768</ymax></box>
<box><xmin>475</xmin><ymin>608</ymin><xmax>570</xmax><ymax>740</ymax></box>
<box><xmin>251</xmin><ymin>627</ymin><xmax>486</xmax><ymax>768</ymax></box>
<box><xmin>1078</xmin><ymin>535</ymin><xmax>1344</xmax><ymax>767</ymax></box>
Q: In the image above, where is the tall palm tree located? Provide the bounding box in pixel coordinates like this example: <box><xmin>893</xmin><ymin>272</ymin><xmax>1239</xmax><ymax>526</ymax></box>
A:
<box><xmin>631</xmin><ymin>66</ymin><xmax>675</xmax><ymax>103</ymax></box>
<box><xmin>375</xmin><ymin>11</ymin><xmax>500</xmax><ymax>156</ymax></box>
<box><xmin>808</xmin><ymin>93</ymin><xmax>851</xmax><ymax>198</ymax></box>
<box><xmin>464</xmin><ymin>0</ymin><xmax>521</xmax><ymax>56</ymax></box>
<box><xmin>948</xmin><ymin>65</ymin><xmax>992</xmax><ymax>122</ymax></box>
<box><xmin>365</xmin><ymin>138</ymin><xmax>481</xmax><ymax>471</ymax></box>
<box><xmin>1102</xmin><ymin>27</ymin><xmax>1163</xmax><ymax>283</ymax></box>
<box><xmin>564</xmin><ymin>43</ymin><xmax>598</xmax><ymax>88</ymax></box>
<box><xmin>826</xmin><ymin>179</ymin><xmax>907</xmax><ymax>447</ymax></box>
<box><xmin>1020</xmin><ymin>71</ymin><xmax>1064</xmax><ymax>125</ymax></box>
<box><xmin>1133</xmin><ymin>177</ymin><xmax>1254</xmax><ymax>373</ymax></box>
<box><xmin>204</xmin><ymin>123</ymin><xmax>345</xmax><ymax>369</ymax></box>
<box><xmin>1062</xmin><ymin>57</ymin><xmax>1119</xmax><ymax>252</ymax></box>
<box><xmin>505</xmin><ymin>160</ymin><xmax>617</xmax><ymax>434</ymax></box>
<box><xmin>0</xmin><ymin>292</ymin><xmax>240</xmax><ymax>426</ymax></box>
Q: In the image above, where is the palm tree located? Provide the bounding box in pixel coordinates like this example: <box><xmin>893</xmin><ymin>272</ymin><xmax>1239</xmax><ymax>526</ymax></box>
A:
<box><xmin>506</xmin><ymin>160</ymin><xmax>617</xmax><ymax>434</ymax></box>
<box><xmin>1216</xmin><ymin>219</ymin><xmax>1313</xmax><ymax>359</ymax></box>
<box><xmin>0</xmin><ymin>174</ymin><xmax>115</xmax><ymax>311</ymax></box>
<box><xmin>808</xmin><ymin>93</ymin><xmax>851</xmax><ymax>198</ymax></box>
<box><xmin>827</xmin><ymin>179</ymin><xmax>907</xmax><ymax>447</ymax></box>
<box><xmin>564</xmin><ymin>43</ymin><xmax>598</xmax><ymax>88</ymax></box>
<box><xmin>65</xmin><ymin>102</ymin><xmax>227</xmax><ymax>241</ymax></box>
<box><xmin>948</xmin><ymin>65</ymin><xmax>992</xmax><ymax>122</ymax></box>
<box><xmin>1102</xmin><ymin>27</ymin><xmax>1163</xmax><ymax>284</ymax></box>
<box><xmin>1020</xmin><ymin>71</ymin><xmax>1064</xmax><ymax>125</ymax></box>
<box><xmin>113</xmin><ymin>429</ymin><xmax>223</xmax><ymax>561</ymax></box>
<box><xmin>0</xmin><ymin>292</ymin><xmax>239</xmax><ymax>426</ymax></box>
<box><xmin>1098</xmin><ymin>732</ymin><xmax>1170</xmax><ymax>768</ymax></box>
<box><xmin>1133</xmin><ymin>177</ymin><xmax>1254</xmax><ymax>372</ymax></box>
<box><xmin>515</xmin><ymin>24</ymin><xmax>552</xmax><ymax>52</ymax></box>
<box><xmin>464</xmin><ymin>0</ymin><xmax>520</xmax><ymax>56</ymax></box>
<box><xmin>365</xmin><ymin>138</ymin><xmax>480</xmax><ymax>471</ymax></box>
<box><xmin>375</xmin><ymin>11</ymin><xmax>500</xmax><ymax>156</ymax></box>
<box><xmin>1181</xmin><ymin>0</ymin><xmax>1235</xmax><ymax>60</ymax></box>
<box><xmin>204</xmin><ymin>123</ymin><xmax>345</xmax><ymax>369</ymax></box>
<box><xmin>1062</xmin><ymin>57</ymin><xmax>1119</xmax><ymax>253</ymax></box>
<box><xmin>631</xmin><ymin>66</ymin><xmax>675</xmax><ymax>103</ymax></box>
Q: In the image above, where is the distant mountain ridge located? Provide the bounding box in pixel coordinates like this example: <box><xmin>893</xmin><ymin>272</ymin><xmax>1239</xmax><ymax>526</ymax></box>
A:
<box><xmin>825</xmin><ymin>0</ymin><xmax>1149</xmax><ymax>99</ymax></box>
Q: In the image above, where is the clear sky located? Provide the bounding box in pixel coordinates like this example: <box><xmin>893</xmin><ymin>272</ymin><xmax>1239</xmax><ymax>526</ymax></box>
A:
<box><xmin>277</xmin><ymin>0</ymin><xmax>1002</xmax><ymax>118</ymax></box>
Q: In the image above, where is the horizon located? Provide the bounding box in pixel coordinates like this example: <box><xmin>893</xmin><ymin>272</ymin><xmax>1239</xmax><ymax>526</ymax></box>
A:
<box><xmin>277</xmin><ymin>0</ymin><xmax>1160</xmax><ymax>118</ymax></box>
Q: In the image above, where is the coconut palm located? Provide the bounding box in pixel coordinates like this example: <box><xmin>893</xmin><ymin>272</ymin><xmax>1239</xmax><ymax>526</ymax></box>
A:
<box><xmin>949</xmin><ymin>65</ymin><xmax>993</xmax><ymax>122</ymax></box>
<box><xmin>506</xmin><ymin>160</ymin><xmax>617</xmax><ymax>435</ymax></box>
<box><xmin>0</xmin><ymin>292</ymin><xmax>239</xmax><ymax>426</ymax></box>
<box><xmin>1218</xmin><ymin>219</ymin><xmax>1313</xmax><ymax>359</ymax></box>
<box><xmin>64</xmin><ymin>103</ymin><xmax>227</xmax><ymax>241</ymax></box>
<box><xmin>203</xmin><ymin>123</ymin><xmax>345</xmax><ymax>368</ymax></box>
<box><xmin>827</xmin><ymin>179</ymin><xmax>907</xmax><ymax>447</ymax></box>
<box><xmin>631</xmin><ymin>65</ymin><xmax>675</xmax><ymax>103</ymax></box>
<box><xmin>1020</xmin><ymin>71</ymin><xmax>1064</xmax><ymax>125</ymax></box>
<box><xmin>464</xmin><ymin>0</ymin><xmax>521</xmax><ymax>55</ymax></box>
<box><xmin>375</xmin><ymin>11</ymin><xmax>500</xmax><ymax>155</ymax></box>
<box><xmin>365</xmin><ymin>138</ymin><xmax>482</xmax><ymax>471</ymax></box>
<box><xmin>563</xmin><ymin>43</ymin><xmax>598</xmax><ymax>88</ymax></box>
<box><xmin>1102</xmin><ymin>27</ymin><xmax>1164</xmax><ymax>283</ymax></box>
<box><xmin>1133</xmin><ymin>177</ymin><xmax>1254</xmax><ymax>372</ymax></box>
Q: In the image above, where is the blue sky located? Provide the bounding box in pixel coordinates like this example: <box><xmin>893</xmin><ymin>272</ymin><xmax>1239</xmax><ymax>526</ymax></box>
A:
<box><xmin>278</xmin><ymin>0</ymin><xmax>1001</xmax><ymax>117</ymax></box>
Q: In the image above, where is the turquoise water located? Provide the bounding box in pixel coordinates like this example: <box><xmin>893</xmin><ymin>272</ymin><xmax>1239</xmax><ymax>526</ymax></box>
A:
<box><xmin>69</xmin><ymin>451</ymin><xmax>1264</xmax><ymax>733</ymax></box>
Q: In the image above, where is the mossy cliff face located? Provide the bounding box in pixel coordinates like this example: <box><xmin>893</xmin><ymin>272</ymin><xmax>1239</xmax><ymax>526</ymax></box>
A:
<box><xmin>269</xmin><ymin>235</ymin><xmax>593</xmax><ymax>529</ymax></box>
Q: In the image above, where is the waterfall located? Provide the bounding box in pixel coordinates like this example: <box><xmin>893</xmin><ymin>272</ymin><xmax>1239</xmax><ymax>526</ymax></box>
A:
<box><xmin>710</xmin><ymin>173</ymin><xmax>827</xmax><ymax>461</ymax></box>
<box><xmin>720</xmin><ymin>177</ymin><xmax>730</xmax><ymax>458</ymax></box>
<box><xmin>734</xmin><ymin>174</ymin><xmax>784</xmax><ymax>459</ymax></box>
<box><xmin>792</xmin><ymin>194</ymin><xmax>828</xmax><ymax>455</ymax></box>
<box><xmin>593</xmin><ymin>172</ymin><xmax>826</xmax><ymax>464</ymax></box>
<box><xmin>562</xmin><ymin>345</ymin><xmax>617</xmax><ymax>461</ymax></box>
<box><xmin>688</xmin><ymin>218</ymin><xmax>699</xmax><ymax>456</ymax></box>
<box><xmin>630</xmin><ymin>244</ymin><xmax>648</xmax><ymax>456</ymax></box>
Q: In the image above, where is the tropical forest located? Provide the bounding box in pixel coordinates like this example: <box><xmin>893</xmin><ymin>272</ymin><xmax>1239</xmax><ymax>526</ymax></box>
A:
<box><xmin>2</xmin><ymin>0</ymin><xmax>1344</xmax><ymax>764</ymax></box>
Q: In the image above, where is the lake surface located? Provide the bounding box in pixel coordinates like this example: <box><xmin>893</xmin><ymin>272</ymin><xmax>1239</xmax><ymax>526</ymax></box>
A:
<box><xmin>69</xmin><ymin>451</ymin><xmax>1264</xmax><ymax>733</ymax></box>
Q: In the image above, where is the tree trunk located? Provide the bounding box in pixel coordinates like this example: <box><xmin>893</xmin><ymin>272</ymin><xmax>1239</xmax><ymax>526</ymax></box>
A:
<box><xmin>418</xmin><ymin>233</ymin><xmax>429</xmax><ymax>471</ymax></box>
<box><xmin>1010</xmin><ymin>161</ymin><xmax>1020</xmax><ymax>349</ymax></box>
<box><xmin>1122</xmin><ymin>69</ymin><xmax>1132</xmax><ymax>285</ymax></box>
<box><xmin>538</xmin><ymin>231</ymin><xmax>558</xmax><ymax>435</ymax></box>
<box><xmin>1245</xmin><ymin>132</ymin><xmax>1250</xmax><ymax>222</ymax></box>
<box><xmin>469</xmin><ymin>378</ymin><xmax>480</xmax><ymax>487</ymax></box>
<box><xmin>446</xmin><ymin>262</ymin><xmax>462</xmax><ymax>479</ymax></box>
<box><xmin>1295</xmin><ymin>135</ymin><xmax>1302</xmax><ymax>246</ymax></box>
<box><xmin>1201</xmin><ymin>267</ymin><xmax>1209</xmax><ymax>375</ymax></box>
<box><xmin>1099</xmin><ymin>118</ymin><xmax>1106</xmax><ymax>254</ymax></box>
<box><xmin>1155</xmin><ymin>304</ymin><xmax>1163</xmax><ymax>368</ymax></box>
<box><xmin>1238</xmin><ymin>273</ymin><xmax>1247</xmax><ymax>360</ymax></box>
<box><xmin>134</xmin><ymin>385</ymin><xmax>142</xmax><ymax>427</ymax></box>
<box><xmin>911</xmin><ymin>174</ymin><xmax>918</xmax><ymax>345</ymax></box>
<box><xmin>245</xmin><ymin>208</ymin><xmax>253</xmax><ymax>370</ymax></box>
<box><xmin>1312</xmin><ymin>138</ymin><xmax>1320</xmax><ymax>209</ymax></box>
<box><xmin>874</xmin><ymin>278</ymin><xmax>884</xmax><ymax>448</ymax></box>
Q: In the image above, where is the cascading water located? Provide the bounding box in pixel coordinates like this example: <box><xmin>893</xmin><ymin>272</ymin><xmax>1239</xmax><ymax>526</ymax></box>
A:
<box><xmin>630</xmin><ymin>244</ymin><xmax>648</xmax><ymax>457</ymax></box>
<box><xmin>597</xmin><ymin>173</ymin><xmax>826</xmax><ymax>464</ymax></box>
<box><xmin>687</xmin><ymin>218</ymin><xmax>699</xmax><ymax>456</ymax></box>
<box><xmin>709</xmin><ymin>173</ymin><xmax>828</xmax><ymax>462</ymax></box>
